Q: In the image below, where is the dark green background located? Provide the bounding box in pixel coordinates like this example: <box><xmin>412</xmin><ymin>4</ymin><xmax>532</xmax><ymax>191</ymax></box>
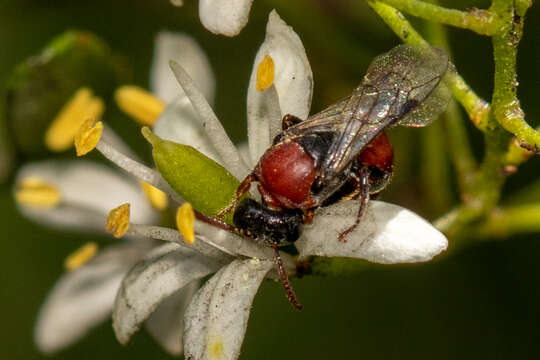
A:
<box><xmin>1</xmin><ymin>0</ymin><xmax>539</xmax><ymax>359</ymax></box>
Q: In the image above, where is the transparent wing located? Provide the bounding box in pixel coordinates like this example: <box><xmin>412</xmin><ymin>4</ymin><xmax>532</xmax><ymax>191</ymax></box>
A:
<box><xmin>318</xmin><ymin>44</ymin><xmax>451</xmax><ymax>183</ymax></box>
<box><xmin>282</xmin><ymin>96</ymin><xmax>350</xmax><ymax>137</ymax></box>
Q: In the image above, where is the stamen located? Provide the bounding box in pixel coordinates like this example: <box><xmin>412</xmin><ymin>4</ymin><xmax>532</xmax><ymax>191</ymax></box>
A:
<box><xmin>106</xmin><ymin>203</ymin><xmax>130</xmax><ymax>238</ymax></box>
<box><xmin>169</xmin><ymin>60</ymin><xmax>249</xmax><ymax>180</ymax></box>
<box><xmin>64</xmin><ymin>242</ymin><xmax>98</xmax><ymax>271</ymax></box>
<box><xmin>45</xmin><ymin>88</ymin><xmax>104</xmax><ymax>152</ymax></box>
<box><xmin>115</xmin><ymin>86</ymin><xmax>165</xmax><ymax>126</ymax></box>
<box><xmin>141</xmin><ymin>181</ymin><xmax>168</xmax><ymax>210</ymax></box>
<box><xmin>74</xmin><ymin>118</ymin><xmax>103</xmax><ymax>156</ymax></box>
<box><xmin>127</xmin><ymin>223</ymin><xmax>235</xmax><ymax>261</ymax></box>
<box><xmin>176</xmin><ymin>203</ymin><xmax>196</xmax><ymax>244</ymax></box>
<box><xmin>15</xmin><ymin>177</ymin><xmax>61</xmax><ymax>208</ymax></box>
<box><xmin>256</xmin><ymin>55</ymin><xmax>275</xmax><ymax>92</ymax></box>
<box><xmin>95</xmin><ymin>137</ymin><xmax>183</xmax><ymax>204</ymax></box>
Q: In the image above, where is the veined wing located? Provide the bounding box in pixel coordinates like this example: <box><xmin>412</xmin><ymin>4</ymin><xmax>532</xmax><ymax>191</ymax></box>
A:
<box><xmin>281</xmin><ymin>96</ymin><xmax>351</xmax><ymax>137</ymax></box>
<box><xmin>318</xmin><ymin>44</ymin><xmax>451</xmax><ymax>184</ymax></box>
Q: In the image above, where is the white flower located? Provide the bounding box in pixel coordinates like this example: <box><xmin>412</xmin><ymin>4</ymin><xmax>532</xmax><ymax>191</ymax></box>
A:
<box><xmin>199</xmin><ymin>0</ymin><xmax>255</xmax><ymax>36</ymax></box>
<box><xmin>83</xmin><ymin>10</ymin><xmax>448</xmax><ymax>360</ymax></box>
<box><xmin>14</xmin><ymin>31</ymin><xmax>216</xmax><ymax>356</ymax></box>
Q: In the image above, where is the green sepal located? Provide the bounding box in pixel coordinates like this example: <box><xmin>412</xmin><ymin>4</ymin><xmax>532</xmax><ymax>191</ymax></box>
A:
<box><xmin>142</xmin><ymin>127</ymin><xmax>240</xmax><ymax>224</ymax></box>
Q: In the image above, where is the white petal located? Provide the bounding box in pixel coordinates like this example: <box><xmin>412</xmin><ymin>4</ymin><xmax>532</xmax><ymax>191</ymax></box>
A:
<box><xmin>199</xmin><ymin>0</ymin><xmax>254</xmax><ymax>36</ymax></box>
<box><xmin>194</xmin><ymin>220</ymin><xmax>295</xmax><ymax>273</ymax></box>
<box><xmin>169</xmin><ymin>60</ymin><xmax>249</xmax><ymax>179</ymax></box>
<box><xmin>246</xmin><ymin>84</ymin><xmax>282</xmax><ymax>162</ymax></box>
<box><xmin>15</xmin><ymin>160</ymin><xmax>158</xmax><ymax>232</ymax></box>
<box><xmin>145</xmin><ymin>281</ymin><xmax>199</xmax><ymax>356</ymax></box>
<box><xmin>150</xmin><ymin>31</ymin><xmax>215</xmax><ymax>104</ymax></box>
<box><xmin>236</xmin><ymin>141</ymin><xmax>252</xmax><ymax>167</ymax></box>
<box><xmin>247</xmin><ymin>10</ymin><xmax>313</xmax><ymax>158</ymax></box>
<box><xmin>296</xmin><ymin>200</ymin><xmax>448</xmax><ymax>264</ymax></box>
<box><xmin>35</xmin><ymin>243</ymin><xmax>149</xmax><ymax>354</ymax></box>
<box><xmin>184</xmin><ymin>258</ymin><xmax>274</xmax><ymax>360</ymax></box>
<box><xmin>153</xmin><ymin>95</ymin><xmax>222</xmax><ymax>164</ymax></box>
<box><xmin>112</xmin><ymin>243</ymin><xmax>220</xmax><ymax>345</ymax></box>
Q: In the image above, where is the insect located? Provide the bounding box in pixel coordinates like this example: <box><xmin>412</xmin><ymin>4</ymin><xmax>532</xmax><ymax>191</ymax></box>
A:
<box><xmin>217</xmin><ymin>44</ymin><xmax>452</xmax><ymax>309</ymax></box>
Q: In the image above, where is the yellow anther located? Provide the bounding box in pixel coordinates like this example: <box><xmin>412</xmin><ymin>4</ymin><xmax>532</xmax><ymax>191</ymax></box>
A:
<box><xmin>141</xmin><ymin>181</ymin><xmax>168</xmax><ymax>210</ymax></box>
<box><xmin>115</xmin><ymin>86</ymin><xmax>165</xmax><ymax>126</ymax></box>
<box><xmin>64</xmin><ymin>242</ymin><xmax>98</xmax><ymax>271</ymax></box>
<box><xmin>45</xmin><ymin>88</ymin><xmax>104</xmax><ymax>152</ymax></box>
<box><xmin>176</xmin><ymin>203</ymin><xmax>196</xmax><ymax>244</ymax></box>
<box><xmin>106</xmin><ymin>203</ymin><xmax>130</xmax><ymax>238</ymax></box>
<box><xmin>15</xmin><ymin>177</ymin><xmax>61</xmax><ymax>208</ymax></box>
<box><xmin>208</xmin><ymin>338</ymin><xmax>224</xmax><ymax>359</ymax></box>
<box><xmin>256</xmin><ymin>55</ymin><xmax>275</xmax><ymax>92</ymax></box>
<box><xmin>74</xmin><ymin>118</ymin><xmax>103</xmax><ymax>156</ymax></box>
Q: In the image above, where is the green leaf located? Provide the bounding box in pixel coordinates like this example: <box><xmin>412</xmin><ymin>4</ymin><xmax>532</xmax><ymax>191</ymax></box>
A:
<box><xmin>5</xmin><ymin>30</ymin><xmax>127</xmax><ymax>155</ymax></box>
<box><xmin>142</xmin><ymin>127</ymin><xmax>240</xmax><ymax>224</ymax></box>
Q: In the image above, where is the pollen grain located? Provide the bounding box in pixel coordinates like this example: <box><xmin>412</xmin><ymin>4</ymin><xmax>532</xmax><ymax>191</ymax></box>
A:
<box><xmin>141</xmin><ymin>181</ymin><xmax>168</xmax><ymax>210</ymax></box>
<box><xmin>256</xmin><ymin>55</ymin><xmax>275</xmax><ymax>92</ymax></box>
<box><xmin>106</xmin><ymin>203</ymin><xmax>131</xmax><ymax>238</ymax></box>
<box><xmin>45</xmin><ymin>88</ymin><xmax>104</xmax><ymax>152</ymax></box>
<box><xmin>74</xmin><ymin>118</ymin><xmax>103</xmax><ymax>156</ymax></box>
<box><xmin>115</xmin><ymin>86</ymin><xmax>165</xmax><ymax>126</ymax></box>
<box><xmin>15</xmin><ymin>177</ymin><xmax>61</xmax><ymax>208</ymax></box>
<box><xmin>64</xmin><ymin>242</ymin><xmax>98</xmax><ymax>271</ymax></box>
<box><xmin>176</xmin><ymin>203</ymin><xmax>196</xmax><ymax>244</ymax></box>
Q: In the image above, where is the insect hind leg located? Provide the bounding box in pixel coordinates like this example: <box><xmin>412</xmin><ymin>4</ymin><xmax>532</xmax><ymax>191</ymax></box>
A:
<box><xmin>338</xmin><ymin>166</ymin><xmax>370</xmax><ymax>242</ymax></box>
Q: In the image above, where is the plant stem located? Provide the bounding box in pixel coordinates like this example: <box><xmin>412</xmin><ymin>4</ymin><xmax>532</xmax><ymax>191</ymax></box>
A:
<box><xmin>445</xmin><ymin>100</ymin><xmax>478</xmax><ymax>193</ymax></box>
<box><xmin>420</xmin><ymin>9</ymin><xmax>455</xmax><ymax>214</ymax></box>
<box><xmin>367</xmin><ymin>0</ymin><xmax>490</xmax><ymax>132</ymax></box>
<box><xmin>489</xmin><ymin>0</ymin><xmax>538</xmax><ymax>150</ymax></box>
<box><xmin>472</xmin><ymin>204</ymin><xmax>540</xmax><ymax>238</ymax></box>
<box><xmin>376</xmin><ymin>0</ymin><xmax>498</xmax><ymax>35</ymax></box>
<box><xmin>435</xmin><ymin>0</ymin><xmax>532</xmax><ymax>238</ymax></box>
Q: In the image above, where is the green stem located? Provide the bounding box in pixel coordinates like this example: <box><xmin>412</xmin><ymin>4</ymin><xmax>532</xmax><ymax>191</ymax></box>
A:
<box><xmin>435</xmin><ymin>0</ymin><xmax>532</xmax><ymax>238</ymax></box>
<box><xmin>376</xmin><ymin>0</ymin><xmax>498</xmax><ymax>35</ymax></box>
<box><xmin>472</xmin><ymin>204</ymin><xmax>540</xmax><ymax>238</ymax></box>
<box><xmin>367</xmin><ymin>0</ymin><xmax>490</xmax><ymax>132</ymax></box>
<box><xmin>490</xmin><ymin>0</ymin><xmax>538</xmax><ymax>150</ymax></box>
<box><xmin>419</xmin><ymin>10</ymin><xmax>454</xmax><ymax>213</ymax></box>
<box><xmin>444</xmin><ymin>100</ymin><xmax>478</xmax><ymax>193</ymax></box>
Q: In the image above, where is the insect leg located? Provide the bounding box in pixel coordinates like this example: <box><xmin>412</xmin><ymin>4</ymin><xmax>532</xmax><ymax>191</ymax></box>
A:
<box><xmin>216</xmin><ymin>172</ymin><xmax>256</xmax><ymax>219</ymax></box>
<box><xmin>338</xmin><ymin>166</ymin><xmax>370</xmax><ymax>242</ymax></box>
<box><xmin>272</xmin><ymin>242</ymin><xmax>303</xmax><ymax>311</ymax></box>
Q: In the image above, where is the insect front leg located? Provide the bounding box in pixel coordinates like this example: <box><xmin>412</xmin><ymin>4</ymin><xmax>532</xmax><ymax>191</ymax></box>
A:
<box><xmin>338</xmin><ymin>166</ymin><xmax>370</xmax><ymax>242</ymax></box>
<box><xmin>216</xmin><ymin>172</ymin><xmax>257</xmax><ymax>220</ymax></box>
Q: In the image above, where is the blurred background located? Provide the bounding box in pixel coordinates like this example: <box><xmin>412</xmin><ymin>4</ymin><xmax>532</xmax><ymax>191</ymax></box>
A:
<box><xmin>1</xmin><ymin>0</ymin><xmax>539</xmax><ymax>359</ymax></box>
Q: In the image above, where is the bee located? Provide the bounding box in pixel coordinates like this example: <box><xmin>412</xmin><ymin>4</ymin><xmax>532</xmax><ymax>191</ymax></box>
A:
<box><xmin>216</xmin><ymin>44</ymin><xmax>452</xmax><ymax>309</ymax></box>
